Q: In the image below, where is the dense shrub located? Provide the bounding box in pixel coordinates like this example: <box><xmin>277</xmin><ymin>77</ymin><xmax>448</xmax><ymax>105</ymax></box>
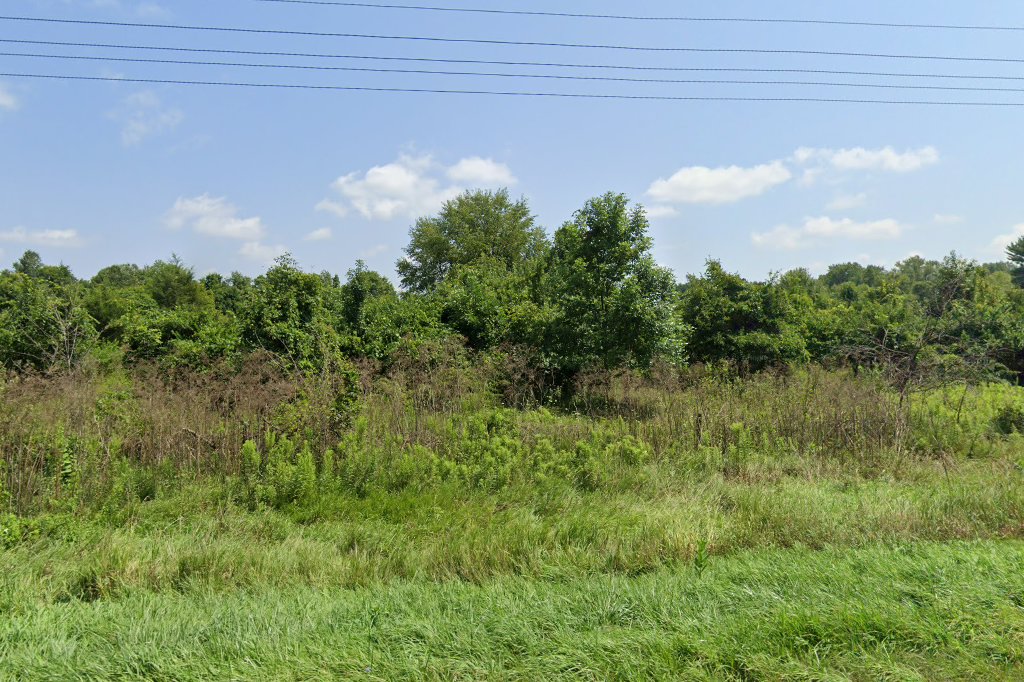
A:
<box><xmin>995</xmin><ymin>404</ymin><xmax>1024</xmax><ymax>435</ymax></box>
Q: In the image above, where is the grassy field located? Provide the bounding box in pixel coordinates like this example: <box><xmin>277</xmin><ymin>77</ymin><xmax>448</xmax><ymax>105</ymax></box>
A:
<box><xmin>3</xmin><ymin>539</ymin><xmax>1023</xmax><ymax>680</ymax></box>
<box><xmin>2</xmin><ymin>368</ymin><xmax>1024</xmax><ymax>679</ymax></box>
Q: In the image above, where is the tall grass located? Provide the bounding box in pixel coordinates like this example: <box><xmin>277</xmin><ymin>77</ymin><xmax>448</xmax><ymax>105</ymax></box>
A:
<box><xmin>3</xmin><ymin>358</ymin><xmax>1024</xmax><ymax>679</ymax></box>
<box><xmin>3</xmin><ymin>541</ymin><xmax>1022</xmax><ymax>680</ymax></box>
<box><xmin>2</xmin><ymin>358</ymin><xmax>1022</xmax><ymax>516</ymax></box>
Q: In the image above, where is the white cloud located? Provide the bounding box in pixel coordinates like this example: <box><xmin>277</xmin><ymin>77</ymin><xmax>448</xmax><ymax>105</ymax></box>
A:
<box><xmin>111</xmin><ymin>90</ymin><xmax>183</xmax><ymax>146</ymax></box>
<box><xmin>642</xmin><ymin>145</ymin><xmax>932</xmax><ymax>208</ymax></box>
<box><xmin>304</xmin><ymin>228</ymin><xmax>333</xmax><ymax>242</ymax></box>
<box><xmin>827</xmin><ymin>193</ymin><xmax>867</xmax><ymax>211</ymax></box>
<box><xmin>855</xmin><ymin>253</ymin><xmax>881</xmax><ymax>266</ymax></box>
<box><xmin>645</xmin><ymin>205</ymin><xmax>680</xmax><ymax>219</ymax></box>
<box><xmin>934</xmin><ymin>214</ymin><xmax>964</xmax><ymax>225</ymax></box>
<box><xmin>240</xmin><ymin>241</ymin><xmax>287</xmax><ymax>264</ymax></box>
<box><xmin>0</xmin><ymin>227</ymin><xmax>81</xmax><ymax>248</ymax></box>
<box><xmin>315</xmin><ymin>199</ymin><xmax>350</xmax><ymax>220</ymax></box>
<box><xmin>446</xmin><ymin>157</ymin><xmax>517</xmax><ymax>186</ymax></box>
<box><xmin>165</xmin><ymin>195</ymin><xmax>265</xmax><ymax>240</ymax></box>
<box><xmin>359</xmin><ymin>243</ymin><xmax>390</xmax><ymax>259</ymax></box>
<box><xmin>0</xmin><ymin>84</ymin><xmax>18</xmax><ymax>112</ymax></box>
<box><xmin>752</xmin><ymin>216</ymin><xmax>906</xmax><ymax>251</ymax></box>
<box><xmin>318</xmin><ymin>154</ymin><xmax>515</xmax><ymax>222</ymax></box>
<box><xmin>803</xmin><ymin>216</ymin><xmax>904</xmax><ymax>240</ymax></box>
<box><xmin>794</xmin><ymin>146</ymin><xmax>939</xmax><ymax>173</ymax></box>
<box><xmin>751</xmin><ymin>225</ymin><xmax>804</xmax><ymax>251</ymax></box>
<box><xmin>646</xmin><ymin>161</ymin><xmax>792</xmax><ymax>205</ymax></box>
<box><xmin>990</xmin><ymin>225</ymin><xmax>1024</xmax><ymax>257</ymax></box>
<box><xmin>797</xmin><ymin>167</ymin><xmax>824</xmax><ymax>187</ymax></box>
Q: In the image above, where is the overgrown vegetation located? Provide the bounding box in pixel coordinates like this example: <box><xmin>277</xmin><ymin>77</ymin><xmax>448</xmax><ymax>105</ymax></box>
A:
<box><xmin>3</xmin><ymin>190</ymin><xmax>1023</xmax><ymax>384</ymax></box>
<box><xmin>3</xmin><ymin>189</ymin><xmax>1024</xmax><ymax>679</ymax></box>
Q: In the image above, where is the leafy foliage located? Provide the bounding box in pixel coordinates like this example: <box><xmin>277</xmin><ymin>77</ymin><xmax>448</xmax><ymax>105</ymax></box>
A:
<box><xmin>3</xmin><ymin>196</ymin><xmax>1024</xmax><ymax>681</ymax></box>
<box><xmin>1007</xmin><ymin>235</ymin><xmax>1024</xmax><ymax>286</ymax></box>
<box><xmin>0</xmin><ymin>193</ymin><xmax>1022</xmax><ymax>392</ymax></box>
<box><xmin>0</xmin><ymin>273</ymin><xmax>95</xmax><ymax>371</ymax></box>
<box><xmin>398</xmin><ymin>188</ymin><xmax>546</xmax><ymax>292</ymax></box>
<box><xmin>547</xmin><ymin>193</ymin><xmax>679</xmax><ymax>372</ymax></box>
<box><xmin>239</xmin><ymin>255</ymin><xmax>341</xmax><ymax>372</ymax></box>
<box><xmin>679</xmin><ymin>261</ymin><xmax>807</xmax><ymax>372</ymax></box>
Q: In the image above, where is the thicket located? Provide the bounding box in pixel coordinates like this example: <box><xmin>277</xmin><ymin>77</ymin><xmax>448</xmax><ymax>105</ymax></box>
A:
<box><xmin>2</xmin><ymin>352</ymin><xmax>1023</xmax><ymax>526</ymax></box>
<box><xmin>2</xmin><ymin>188</ymin><xmax>1024</xmax><ymax>522</ymax></box>
<box><xmin>3</xmin><ymin>190</ymin><xmax>1024</xmax><ymax>382</ymax></box>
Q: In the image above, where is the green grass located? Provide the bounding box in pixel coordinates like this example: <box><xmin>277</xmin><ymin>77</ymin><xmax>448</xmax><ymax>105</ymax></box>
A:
<box><xmin>3</xmin><ymin>376</ymin><xmax>1024</xmax><ymax>679</ymax></box>
<box><xmin>2</xmin><ymin>454</ymin><xmax>1023</xmax><ymax>680</ymax></box>
<box><xmin>3</xmin><ymin>455</ymin><xmax>1022</xmax><ymax>601</ymax></box>
<box><xmin>2</xmin><ymin>541</ymin><xmax>1022</xmax><ymax>680</ymax></box>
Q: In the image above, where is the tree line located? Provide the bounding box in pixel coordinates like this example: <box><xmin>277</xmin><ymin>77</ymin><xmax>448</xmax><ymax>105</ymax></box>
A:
<box><xmin>2</xmin><ymin>189</ymin><xmax>1024</xmax><ymax>394</ymax></box>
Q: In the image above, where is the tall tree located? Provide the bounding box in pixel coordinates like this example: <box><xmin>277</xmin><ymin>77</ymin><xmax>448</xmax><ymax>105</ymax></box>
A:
<box><xmin>546</xmin><ymin>193</ymin><xmax>679</xmax><ymax>372</ymax></box>
<box><xmin>339</xmin><ymin>260</ymin><xmax>396</xmax><ymax>331</ymax></box>
<box><xmin>841</xmin><ymin>255</ymin><xmax>1008</xmax><ymax>403</ymax></box>
<box><xmin>201</xmin><ymin>272</ymin><xmax>252</xmax><ymax>314</ymax></box>
<box><xmin>92</xmin><ymin>263</ymin><xmax>144</xmax><ymax>288</ymax></box>
<box><xmin>144</xmin><ymin>257</ymin><xmax>213</xmax><ymax>310</ymax></box>
<box><xmin>11</xmin><ymin>250</ymin><xmax>75</xmax><ymax>286</ymax></box>
<box><xmin>434</xmin><ymin>257</ymin><xmax>552</xmax><ymax>351</ymax></box>
<box><xmin>397</xmin><ymin>189</ymin><xmax>547</xmax><ymax>292</ymax></box>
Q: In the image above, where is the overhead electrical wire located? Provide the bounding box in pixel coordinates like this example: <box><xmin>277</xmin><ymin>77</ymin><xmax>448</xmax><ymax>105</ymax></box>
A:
<box><xmin>6</xmin><ymin>38</ymin><xmax>1024</xmax><ymax>82</ymax></box>
<box><xmin>4</xmin><ymin>71</ymin><xmax>1024</xmax><ymax>106</ymax></box>
<box><xmin>5</xmin><ymin>11</ymin><xmax>1024</xmax><ymax>105</ymax></box>
<box><xmin>249</xmin><ymin>0</ymin><xmax>1024</xmax><ymax>32</ymax></box>
<box><xmin>6</xmin><ymin>15</ymin><xmax>1024</xmax><ymax>63</ymax></box>
<box><xmin>11</xmin><ymin>50</ymin><xmax>1024</xmax><ymax>94</ymax></box>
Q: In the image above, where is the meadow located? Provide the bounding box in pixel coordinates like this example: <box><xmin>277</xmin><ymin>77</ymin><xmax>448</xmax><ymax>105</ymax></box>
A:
<box><xmin>3</xmin><ymin>193</ymin><xmax>1024</xmax><ymax>678</ymax></box>
<box><xmin>2</xmin><ymin>360</ymin><xmax>1023</xmax><ymax>680</ymax></box>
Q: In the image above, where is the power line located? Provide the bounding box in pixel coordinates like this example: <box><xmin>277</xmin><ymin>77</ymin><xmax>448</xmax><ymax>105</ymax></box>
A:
<box><xmin>4</xmin><ymin>71</ymin><xmax>1024</xmax><ymax>106</ymax></box>
<box><xmin>11</xmin><ymin>50</ymin><xmax>1024</xmax><ymax>94</ymax></box>
<box><xmin>6</xmin><ymin>15</ymin><xmax>1024</xmax><ymax>63</ymax></box>
<box><xmin>251</xmin><ymin>0</ymin><xmax>1024</xmax><ymax>32</ymax></box>
<box><xmin>6</xmin><ymin>38</ymin><xmax>1024</xmax><ymax>82</ymax></box>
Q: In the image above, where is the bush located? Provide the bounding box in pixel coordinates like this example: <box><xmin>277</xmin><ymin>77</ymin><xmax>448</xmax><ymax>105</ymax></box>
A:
<box><xmin>0</xmin><ymin>513</ymin><xmax>26</xmax><ymax>549</ymax></box>
<box><xmin>238</xmin><ymin>435</ymin><xmax>323</xmax><ymax>509</ymax></box>
<box><xmin>272</xmin><ymin>357</ymin><xmax>362</xmax><ymax>451</ymax></box>
<box><xmin>994</xmin><ymin>404</ymin><xmax>1024</xmax><ymax>435</ymax></box>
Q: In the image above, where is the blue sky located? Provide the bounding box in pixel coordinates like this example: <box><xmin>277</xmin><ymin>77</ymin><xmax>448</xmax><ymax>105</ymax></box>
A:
<box><xmin>3</xmin><ymin>0</ymin><xmax>1024</xmax><ymax>281</ymax></box>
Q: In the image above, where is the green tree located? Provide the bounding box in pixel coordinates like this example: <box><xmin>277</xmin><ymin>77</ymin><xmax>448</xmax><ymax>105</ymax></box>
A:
<box><xmin>11</xmin><ymin>250</ymin><xmax>43</xmax><ymax>277</ymax></box>
<box><xmin>202</xmin><ymin>272</ymin><xmax>252</xmax><ymax>314</ymax></box>
<box><xmin>143</xmin><ymin>258</ymin><xmax>213</xmax><ymax>310</ymax></box>
<box><xmin>239</xmin><ymin>255</ymin><xmax>339</xmax><ymax>371</ymax></box>
<box><xmin>397</xmin><ymin>189</ymin><xmax>547</xmax><ymax>292</ymax></box>
<box><xmin>820</xmin><ymin>262</ymin><xmax>887</xmax><ymax>289</ymax></box>
<box><xmin>339</xmin><ymin>260</ymin><xmax>396</xmax><ymax>331</ymax></box>
<box><xmin>776</xmin><ymin>268</ymin><xmax>844</xmax><ymax>361</ymax></box>
<box><xmin>85</xmin><ymin>258</ymin><xmax>221</xmax><ymax>361</ymax></box>
<box><xmin>84</xmin><ymin>264</ymin><xmax>148</xmax><ymax>341</ymax></box>
<box><xmin>434</xmin><ymin>258</ymin><xmax>552</xmax><ymax>351</ymax></box>
<box><xmin>678</xmin><ymin>261</ymin><xmax>807</xmax><ymax>372</ymax></box>
<box><xmin>84</xmin><ymin>280</ymin><xmax>151</xmax><ymax>341</ymax></box>
<box><xmin>11</xmin><ymin>250</ymin><xmax>75</xmax><ymax>286</ymax></box>
<box><xmin>92</xmin><ymin>263</ymin><xmax>144</xmax><ymax>288</ymax></box>
<box><xmin>546</xmin><ymin>193</ymin><xmax>679</xmax><ymax>372</ymax></box>
<box><xmin>840</xmin><ymin>255</ymin><xmax>1010</xmax><ymax>402</ymax></box>
<box><xmin>0</xmin><ymin>273</ymin><xmax>95</xmax><ymax>371</ymax></box>
<box><xmin>356</xmin><ymin>293</ymin><xmax>447</xmax><ymax>361</ymax></box>
<box><xmin>1007</xmin><ymin>235</ymin><xmax>1024</xmax><ymax>286</ymax></box>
